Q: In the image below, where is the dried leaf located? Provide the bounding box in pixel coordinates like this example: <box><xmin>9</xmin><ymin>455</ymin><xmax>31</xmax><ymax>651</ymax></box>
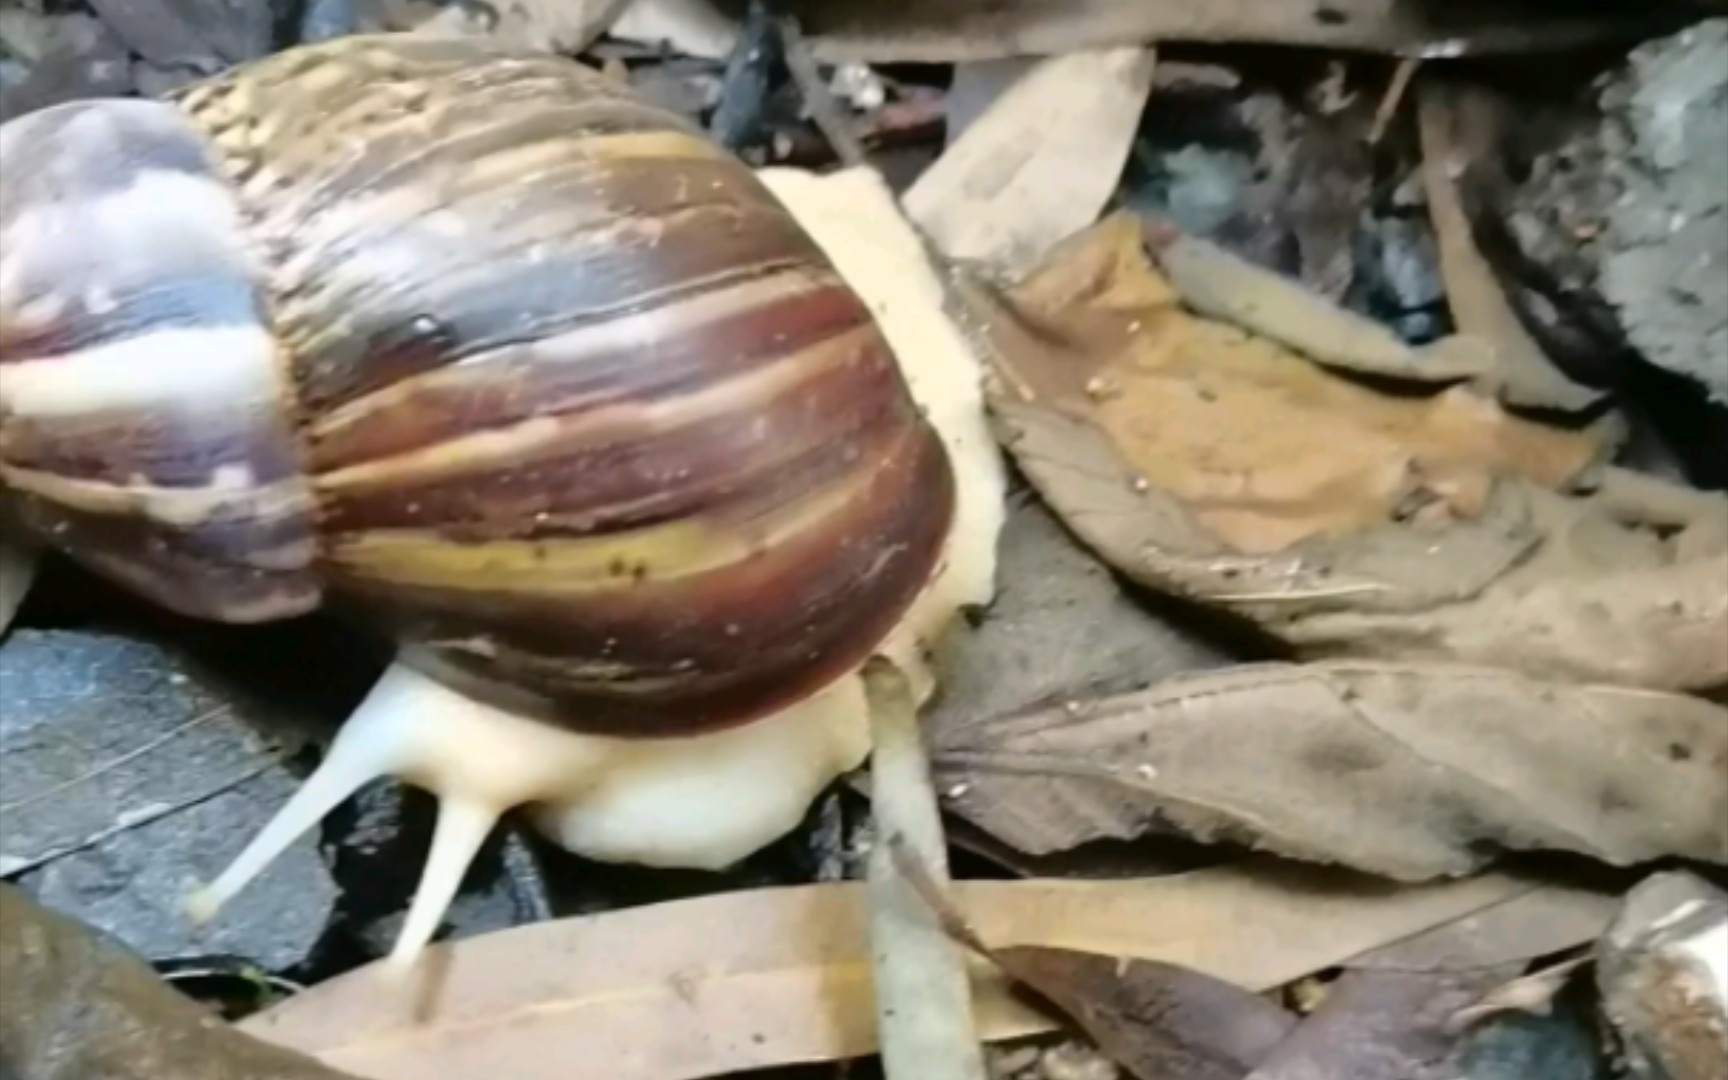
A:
<box><xmin>608</xmin><ymin>0</ymin><xmax>1676</xmax><ymax>62</ymax></box>
<box><xmin>240</xmin><ymin>862</ymin><xmax>1539</xmax><ymax>1080</ymax></box>
<box><xmin>972</xmin><ymin>214</ymin><xmax>1727</xmax><ymax>690</ymax></box>
<box><xmin>930</xmin><ymin>660</ymin><xmax>1728</xmax><ymax>878</ymax></box>
<box><xmin>1415</xmin><ymin>80</ymin><xmax>1606</xmax><ymax>413</ymax></box>
<box><xmin>0</xmin><ymin>884</ymin><xmax>363</xmax><ymax>1080</ymax></box>
<box><xmin>902</xmin><ymin>46</ymin><xmax>1156</xmax><ymax>272</ymax></box>
<box><xmin>984</xmin><ymin>214</ymin><xmax>1601</xmax><ymax>555</ymax></box>
<box><xmin>1280</xmin><ymin>469</ymin><xmax>1728</xmax><ymax>691</ymax></box>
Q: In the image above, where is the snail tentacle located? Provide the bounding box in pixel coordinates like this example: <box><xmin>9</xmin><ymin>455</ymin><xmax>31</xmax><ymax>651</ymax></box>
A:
<box><xmin>389</xmin><ymin>796</ymin><xmax>499</xmax><ymax>973</ymax></box>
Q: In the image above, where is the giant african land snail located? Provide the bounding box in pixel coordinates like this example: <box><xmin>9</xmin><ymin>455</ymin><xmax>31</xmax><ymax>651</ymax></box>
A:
<box><xmin>0</xmin><ymin>34</ymin><xmax>1005</xmax><ymax>968</ymax></box>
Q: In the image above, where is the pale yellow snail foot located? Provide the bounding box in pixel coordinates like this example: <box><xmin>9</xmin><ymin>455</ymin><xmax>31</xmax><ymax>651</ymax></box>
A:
<box><xmin>184</xmin><ymin>658</ymin><xmax>878</xmax><ymax>972</ymax></box>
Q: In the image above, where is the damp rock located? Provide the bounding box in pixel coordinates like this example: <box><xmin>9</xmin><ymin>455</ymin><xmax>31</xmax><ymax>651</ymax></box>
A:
<box><xmin>0</xmin><ymin>628</ymin><xmax>338</xmax><ymax>971</ymax></box>
<box><xmin>18</xmin><ymin>772</ymin><xmax>338</xmax><ymax>973</ymax></box>
<box><xmin>1598</xmin><ymin>17</ymin><xmax>1728</xmax><ymax>406</ymax></box>
<box><xmin>0</xmin><ymin>12</ymin><xmax>131</xmax><ymax>121</ymax></box>
<box><xmin>1451</xmin><ymin>982</ymin><xmax>1609</xmax><ymax>1080</ymax></box>
<box><xmin>1596</xmin><ymin>870</ymin><xmax>1728</xmax><ymax>1080</ymax></box>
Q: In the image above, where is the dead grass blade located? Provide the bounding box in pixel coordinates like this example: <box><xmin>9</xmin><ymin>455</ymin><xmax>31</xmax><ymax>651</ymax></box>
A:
<box><xmin>1415</xmin><ymin>79</ymin><xmax>1606</xmax><ymax>412</ymax></box>
<box><xmin>864</xmin><ymin>660</ymin><xmax>988</xmax><ymax>1080</ymax></box>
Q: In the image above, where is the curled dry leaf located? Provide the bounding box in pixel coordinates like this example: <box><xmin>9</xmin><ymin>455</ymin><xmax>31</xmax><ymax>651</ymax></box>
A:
<box><xmin>929</xmin><ymin>660</ymin><xmax>1728</xmax><ymax>879</ymax></box>
<box><xmin>972</xmin><ymin>213</ymin><xmax>1728</xmax><ymax>690</ymax></box>
<box><xmin>240</xmin><ymin>863</ymin><xmax>1539</xmax><ymax>1080</ymax></box>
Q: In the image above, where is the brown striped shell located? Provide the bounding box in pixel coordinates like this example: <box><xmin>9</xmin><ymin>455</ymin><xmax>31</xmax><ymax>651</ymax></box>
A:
<box><xmin>0</xmin><ymin>35</ymin><xmax>956</xmax><ymax>736</ymax></box>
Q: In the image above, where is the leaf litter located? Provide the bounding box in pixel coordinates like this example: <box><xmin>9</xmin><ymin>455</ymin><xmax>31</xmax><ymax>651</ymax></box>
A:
<box><xmin>971</xmin><ymin>212</ymin><xmax>1728</xmax><ymax>691</ymax></box>
<box><xmin>237</xmin><ymin>860</ymin><xmax>1553</xmax><ymax>1080</ymax></box>
<box><xmin>930</xmin><ymin>659</ymin><xmax>1728</xmax><ymax>877</ymax></box>
<box><xmin>6</xmin><ymin>7</ymin><xmax>1728</xmax><ymax>1080</ymax></box>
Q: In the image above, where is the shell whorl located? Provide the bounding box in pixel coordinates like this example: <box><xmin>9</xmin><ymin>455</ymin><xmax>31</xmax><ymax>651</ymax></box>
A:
<box><xmin>161</xmin><ymin>36</ymin><xmax>953</xmax><ymax>735</ymax></box>
<box><xmin>0</xmin><ymin>98</ymin><xmax>322</xmax><ymax>621</ymax></box>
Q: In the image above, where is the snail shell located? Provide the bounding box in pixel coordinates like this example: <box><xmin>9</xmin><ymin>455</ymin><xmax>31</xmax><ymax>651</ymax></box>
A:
<box><xmin>0</xmin><ymin>34</ymin><xmax>954</xmax><ymax>736</ymax></box>
<box><xmin>0</xmin><ymin>35</ymin><xmax>1003</xmax><ymax>968</ymax></box>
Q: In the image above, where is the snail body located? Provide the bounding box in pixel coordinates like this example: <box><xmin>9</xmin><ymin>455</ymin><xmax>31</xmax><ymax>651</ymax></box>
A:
<box><xmin>0</xmin><ymin>36</ymin><xmax>1005</xmax><ymax>965</ymax></box>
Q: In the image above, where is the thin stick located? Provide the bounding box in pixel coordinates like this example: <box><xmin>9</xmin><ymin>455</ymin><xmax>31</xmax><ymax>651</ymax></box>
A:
<box><xmin>779</xmin><ymin>13</ymin><xmax>869</xmax><ymax>169</ymax></box>
<box><xmin>863</xmin><ymin>658</ymin><xmax>988</xmax><ymax>1080</ymax></box>
<box><xmin>1368</xmin><ymin>57</ymin><xmax>1420</xmax><ymax>145</ymax></box>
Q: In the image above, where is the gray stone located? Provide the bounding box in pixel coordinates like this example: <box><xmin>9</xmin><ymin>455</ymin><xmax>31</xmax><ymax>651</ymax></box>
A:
<box><xmin>1596</xmin><ymin>871</ymin><xmax>1728</xmax><ymax>1080</ymax></box>
<box><xmin>0</xmin><ymin>628</ymin><xmax>338</xmax><ymax>970</ymax></box>
<box><xmin>19</xmin><ymin>771</ymin><xmax>338</xmax><ymax>972</ymax></box>
<box><xmin>1600</xmin><ymin>18</ymin><xmax>1728</xmax><ymax>405</ymax></box>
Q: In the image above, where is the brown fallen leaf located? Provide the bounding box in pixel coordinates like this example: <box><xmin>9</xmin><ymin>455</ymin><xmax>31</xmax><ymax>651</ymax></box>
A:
<box><xmin>930</xmin><ymin>660</ymin><xmax>1728</xmax><ymax>878</ymax></box>
<box><xmin>240</xmin><ymin>862</ymin><xmax>1543</xmax><ymax>1080</ymax></box>
<box><xmin>1279</xmin><ymin>467</ymin><xmax>1728</xmax><ymax>691</ymax></box>
<box><xmin>891</xmin><ymin>839</ymin><xmax>1298</xmax><ymax>1080</ymax></box>
<box><xmin>971</xmin><ymin>214</ymin><xmax>1728</xmax><ymax>690</ymax></box>
<box><xmin>984</xmin><ymin>213</ymin><xmax>1603</xmax><ymax>555</ymax></box>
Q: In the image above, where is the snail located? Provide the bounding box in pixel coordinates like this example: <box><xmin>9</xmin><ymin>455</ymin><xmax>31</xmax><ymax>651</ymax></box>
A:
<box><xmin>0</xmin><ymin>34</ymin><xmax>1005</xmax><ymax>967</ymax></box>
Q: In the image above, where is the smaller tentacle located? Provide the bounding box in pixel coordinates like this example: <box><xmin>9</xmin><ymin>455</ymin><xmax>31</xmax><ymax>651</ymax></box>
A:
<box><xmin>385</xmin><ymin>797</ymin><xmax>501</xmax><ymax>973</ymax></box>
